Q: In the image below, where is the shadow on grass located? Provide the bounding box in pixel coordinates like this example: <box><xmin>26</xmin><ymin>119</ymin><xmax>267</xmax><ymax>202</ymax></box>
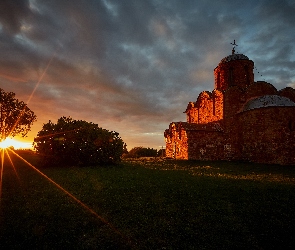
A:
<box><xmin>1</xmin><ymin>152</ymin><xmax>295</xmax><ymax>249</ymax></box>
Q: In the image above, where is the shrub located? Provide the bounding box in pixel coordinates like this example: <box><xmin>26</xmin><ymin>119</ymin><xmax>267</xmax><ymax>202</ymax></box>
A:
<box><xmin>124</xmin><ymin>147</ymin><xmax>158</xmax><ymax>158</ymax></box>
<box><xmin>34</xmin><ymin>117</ymin><xmax>124</xmax><ymax>166</ymax></box>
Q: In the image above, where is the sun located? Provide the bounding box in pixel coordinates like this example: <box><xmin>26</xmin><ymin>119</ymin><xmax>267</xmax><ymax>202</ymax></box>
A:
<box><xmin>0</xmin><ymin>138</ymin><xmax>32</xmax><ymax>149</ymax></box>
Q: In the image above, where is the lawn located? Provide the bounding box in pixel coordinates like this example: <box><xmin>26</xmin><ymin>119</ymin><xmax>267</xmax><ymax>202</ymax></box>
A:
<box><xmin>1</xmin><ymin>150</ymin><xmax>295</xmax><ymax>249</ymax></box>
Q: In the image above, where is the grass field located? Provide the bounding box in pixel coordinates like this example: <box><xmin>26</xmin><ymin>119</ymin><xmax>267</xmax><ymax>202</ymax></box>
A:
<box><xmin>1</xmin><ymin>150</ymin><xmax>295</xmax><ymax>249</ymax></box>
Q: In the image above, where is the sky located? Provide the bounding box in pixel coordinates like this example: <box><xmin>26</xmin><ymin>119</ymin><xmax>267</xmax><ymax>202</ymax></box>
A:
<box><xmin>0</xmin><ymin>0</ymin><xmax>295</xmax><ymax>150</ymax></box>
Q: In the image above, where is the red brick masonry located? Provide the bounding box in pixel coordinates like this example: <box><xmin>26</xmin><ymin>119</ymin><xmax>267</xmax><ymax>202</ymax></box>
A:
<box><xmin>164</xmin><ymin>54</ymin><xmax>295</xmax><ymax>165</ymax></box>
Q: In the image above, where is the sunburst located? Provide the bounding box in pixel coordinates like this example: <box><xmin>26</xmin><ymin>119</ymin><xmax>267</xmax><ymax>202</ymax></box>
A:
<box><xmin>0</xmin><ymin>146</ymin><xmax>127</xmax><ymax>243</ymax></box>
<box><xmin>0</xmin><ymin>138</ymin><xmax>32</xmax><ymax>149</ymax></box>
<box><xmin>0</xmin><ymin>51</ymin><xmax>131</xmax><ymax>247</ymax></box>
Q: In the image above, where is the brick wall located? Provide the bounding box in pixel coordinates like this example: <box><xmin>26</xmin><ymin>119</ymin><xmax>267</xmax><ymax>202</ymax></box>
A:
<box><xmin>214</xmin><ymin>59</ymin><xmax>254</xmax><ymax>91</ymax></box>
<box><xmin>185</xmin><ymin>90</ymin><xmax>223</xmax><ymax>124</ymax></box>
<box><xmin>187</xmin><ymin>130</ymin><xmax>224</xmax><ymax>160</ymax></box>
<box><xmin>278</xmin><ymin>87</ymin><xmax>295</xmax><ymax>102</ymax></box>
<box><xmin>164</xmin><ymin>122</ymin><xmax>189</xmax><ymax>159</ymax></box>
<box><xmin>165</xmin><ymin>55</ymin><xmax>295</xmax><ymax>165</ymax></box>
<box><xmin>237</xmin><ymin>107</ymin><xmax>295</xmax><ymax>165</ymax></box>
<box><xmin>245</xmin><ymin>81</ymin><xmax>277</xmax><ymax>100</ymax></box>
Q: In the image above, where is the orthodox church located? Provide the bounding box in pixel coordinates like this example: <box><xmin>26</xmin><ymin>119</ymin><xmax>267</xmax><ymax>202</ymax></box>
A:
<box><xmin>164</xmin><ymin>42</ymin><xmax>295</xmax><ymax>165</ymax></box>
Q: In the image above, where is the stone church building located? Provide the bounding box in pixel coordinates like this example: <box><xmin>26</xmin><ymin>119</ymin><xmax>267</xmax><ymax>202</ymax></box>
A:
<box><xmin>164</xmin><ymin>46</ymin><xmax>295</xmax><ymax>165</ymax></box>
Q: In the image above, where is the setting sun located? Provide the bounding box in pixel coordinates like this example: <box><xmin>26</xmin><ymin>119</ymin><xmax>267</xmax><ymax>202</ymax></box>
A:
<box><xmin>0</xmin><ymin>138</ymin><xmax>32</xmax><ymax>149</ymax></box>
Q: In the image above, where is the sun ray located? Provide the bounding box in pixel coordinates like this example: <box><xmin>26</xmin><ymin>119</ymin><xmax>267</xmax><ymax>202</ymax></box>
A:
<box><xmin>0</xmin><ymin>149</ymin><xmax>4</xmax><ymax>202</ymax></box>
<box><xmin>6</xmin><ymin>148</ymin><xmax>127</xmax><ymax>241</ymax></box>
<box><xmin>0</xmin><ymin>41</ymin><xmax>133</xmax><ymax>246</ymax></box>
<box><xmin>34</xmin><ymin>127</ymin><xmax>81</xmax><ymax>140</ymax></box>
<box><xmin>26</xmin><ymin>49</ymin><xmax>58</xmax><ymax>105</ymax></box>
<box><xmin>6</xmin><ymin>49</ymin><xmax>58</xmax><ymax>141</ymax></box>
<box><xmin>5</xmin><ymin>149</ymin><xmax>20</xmax><ymax>182</ymax></box>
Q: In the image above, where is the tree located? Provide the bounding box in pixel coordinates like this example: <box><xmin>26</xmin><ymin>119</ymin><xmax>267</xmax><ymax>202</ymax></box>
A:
<box><xmin>125</xmin><ymin>147</ymin><xmax>158</xmax><ymax>158</ymax></box>
<box><xmin>34</xmin><ymin>117</ymin><xmax>125</xmax><ymax>166</ymax></box>
<box><xmin>0</xmin><ymin>88</ymin><xmax>37</xmax><ymax>141</ymax></box>
<box><xmin>157</xmin><ymin>148</ymin><xmax>166</xmax><ymax>157</ymax></box>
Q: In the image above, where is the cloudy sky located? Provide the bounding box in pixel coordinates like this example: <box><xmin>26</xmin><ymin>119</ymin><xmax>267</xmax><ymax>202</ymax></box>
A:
<box><xmin>0</xmin><ymin>0</ymin><xmax>295</xmax><ymax>150</ymax></box>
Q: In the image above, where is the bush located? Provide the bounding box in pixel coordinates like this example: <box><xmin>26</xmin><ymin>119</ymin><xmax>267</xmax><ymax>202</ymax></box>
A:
<box><xmin>34</xmin><ymin>117</ymin><xmax>125</xmax><ymax>166</ymax></box>
<box><xmin>124</xmin><ymin>147</ymin><xmax>158</xmax><ymax>158</ymax></box>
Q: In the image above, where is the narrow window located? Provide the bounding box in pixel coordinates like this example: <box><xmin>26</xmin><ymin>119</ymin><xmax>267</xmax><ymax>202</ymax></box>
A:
<box><xmin>229</xmin><ymin>67</ymin><xmax>234</xmax><ymax>86</ymax></box>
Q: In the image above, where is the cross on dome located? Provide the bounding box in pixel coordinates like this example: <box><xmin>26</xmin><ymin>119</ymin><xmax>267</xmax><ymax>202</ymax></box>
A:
<box><xmin>230</xmin><ymin>40</ymin><xmax>238</xmax><ymax>54</ymax></box>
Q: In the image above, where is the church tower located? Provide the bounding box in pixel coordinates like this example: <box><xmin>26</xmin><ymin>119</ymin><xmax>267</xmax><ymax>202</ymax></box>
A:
<box><xmin>214</xmin><ymin>41</ymin><xmax>254</xmax><ymax>91</ymax></box>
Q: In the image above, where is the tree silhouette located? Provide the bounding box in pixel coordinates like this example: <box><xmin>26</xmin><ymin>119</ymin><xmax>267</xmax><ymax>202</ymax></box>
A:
<box><xmin>126</xmin><ymin>147</ymin><xmax>158</xmax><ymax>158</ymax></box>
<box><xmin>0</xmin><ymin>88</ymin><xmax>37</xmax><ymax>141</ymax></box>
<box><xmin>34</xmin><ymin>117</ymin><xmax>125</xmax><ymax>166</ymax></box>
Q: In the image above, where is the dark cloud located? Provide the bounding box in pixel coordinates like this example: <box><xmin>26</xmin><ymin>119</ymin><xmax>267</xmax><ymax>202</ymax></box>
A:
<box><xmin>0</xmin><ymin>0</ymin><xmax>294</xmax><ymax>149</ymax></box>
<box><xmin>0</xmin><ymin>0</ymin><xmax>32</xmax><ymax>34</ymax></box>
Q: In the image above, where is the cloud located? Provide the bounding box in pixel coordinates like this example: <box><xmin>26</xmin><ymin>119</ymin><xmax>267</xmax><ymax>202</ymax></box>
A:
<box><xmin>0</xmin><ymin>0</ymin><xmax>32</xmax><ymax>34</ymax></box>
<box><xmin>0</xmin><ymin>0</ymin><xmax>295</xmax><ymax>149</ymax></box>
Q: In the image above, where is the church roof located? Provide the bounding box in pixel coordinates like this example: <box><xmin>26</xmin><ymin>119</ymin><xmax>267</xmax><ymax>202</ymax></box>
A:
<box><xmin>219</xmin><ymin>54</ymin><xmax>249</xmax><ymax>64</ymax></box>
<box><xmin>242</xmin><ymin>95</ymin><xmax>295</xmax><ymax>112</ymax></box>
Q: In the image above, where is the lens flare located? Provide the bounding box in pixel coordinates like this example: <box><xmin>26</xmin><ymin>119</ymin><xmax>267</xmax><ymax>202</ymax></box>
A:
<box><xmin>0</xmin><ymin>149</ymin><xmax>4</xmax><ymax>200</ymax></box>
<box><xmin>4</xmin><ymin>149</ymin><xmax>20</xmax><ymax>180</ymax></box>
<box><xmin>6</xmin><ymin>47</ymin><xmax>58</xmax><ymax>143</ymax></box>
<box><xmin>0</xmin><ymin>138</ymin><xmax>31</xmax><ymax>149</ymax></box>
<box><xmin>0</xmin><ymin>48</ymin><xmax>133</xmax><ymax>247</ymax></box>
<box><xmin>5</xmin><ymin>148</ymin><xmax>128</xmax><ymax>243</ymax></box>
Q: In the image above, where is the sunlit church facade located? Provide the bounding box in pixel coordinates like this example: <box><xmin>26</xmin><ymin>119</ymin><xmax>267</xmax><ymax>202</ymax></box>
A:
<box><xmin>164</xmin><ymin>45</ymin><xmax>295</xmax><ymax>165</ymax></box>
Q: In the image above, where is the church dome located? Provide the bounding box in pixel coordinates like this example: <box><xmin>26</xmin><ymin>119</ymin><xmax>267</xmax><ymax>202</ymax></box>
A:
<box><xmin>242</xmin><ymin>95</ymin><xmax>295</xmax><ymax>112</ymax></box>
<box><xmin>214</xmin><ymin>53</ymin><xmax>254</xmax><ymax>91</ymax></box>
<box><xmin>219</xmin><ymin>54</ymin><xmax>249</xmax><ymax>64</ymax></box>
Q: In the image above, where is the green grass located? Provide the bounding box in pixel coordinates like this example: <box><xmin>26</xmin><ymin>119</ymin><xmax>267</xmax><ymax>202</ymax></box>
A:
<box><xmin>1</xmin><ymin>151</ymin><xmax>295</xmax><ymax>249</ymax></box>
